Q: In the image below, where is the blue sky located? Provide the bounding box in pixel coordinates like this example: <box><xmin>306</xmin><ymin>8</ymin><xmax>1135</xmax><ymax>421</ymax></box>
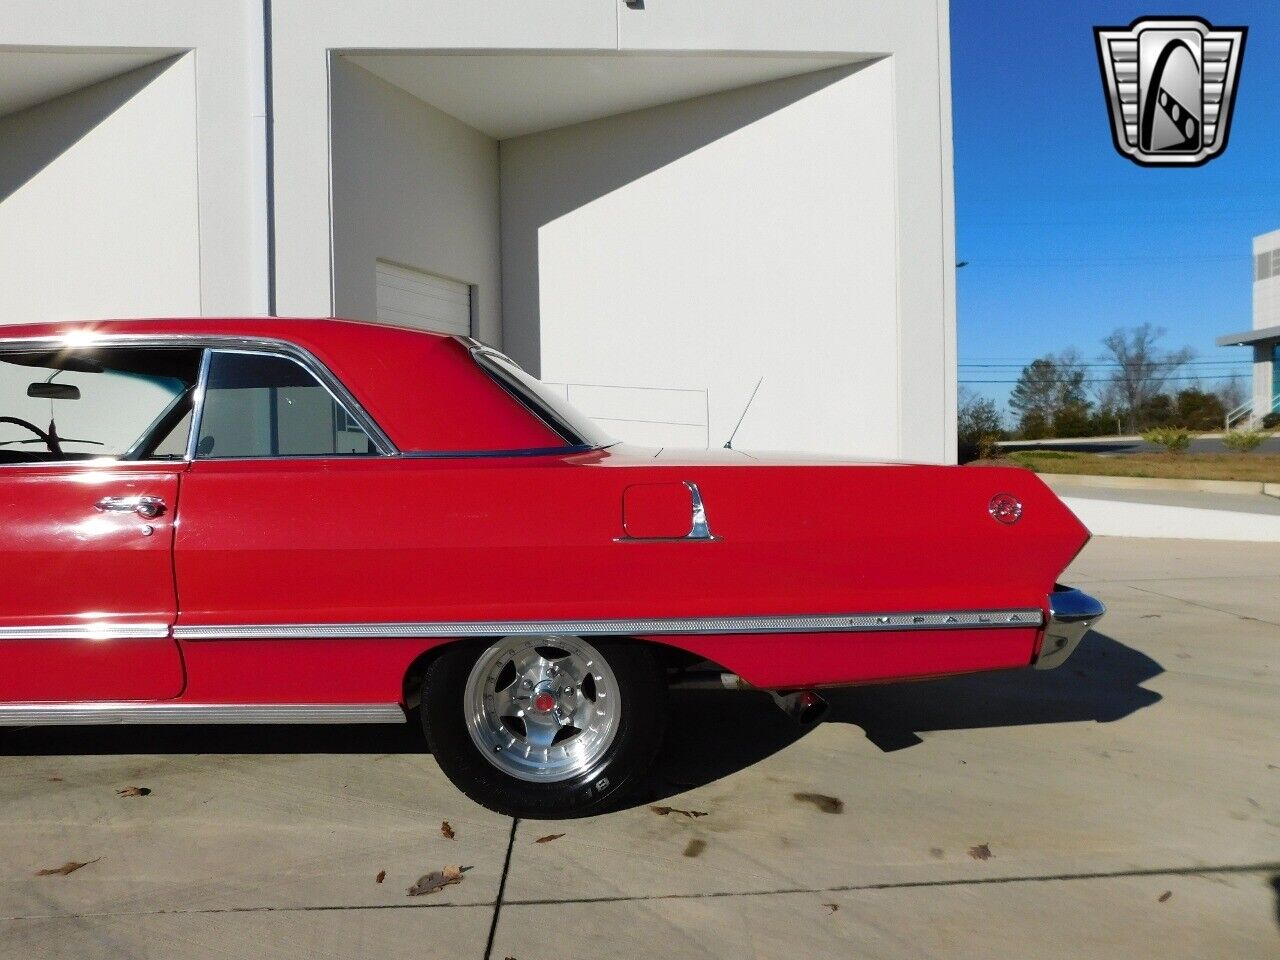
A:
<box><xmin>952</xmin><ymin>1</ymin><xmax>1279</xmax><ymax>413</ymax></box>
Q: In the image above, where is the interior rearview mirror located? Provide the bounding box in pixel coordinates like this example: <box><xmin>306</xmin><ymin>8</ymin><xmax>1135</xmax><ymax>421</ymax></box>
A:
<box><xmin>27</xmin><ymin>382</ymin><xmax>80</xmax><ymax>400</ymax></box>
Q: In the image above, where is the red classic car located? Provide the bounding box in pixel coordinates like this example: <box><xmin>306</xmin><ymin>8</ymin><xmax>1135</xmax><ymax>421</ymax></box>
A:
<box><xmin>0</xmin><ymin>318</ymin><xmax>1102</xmax><ymax>817</ymax></box>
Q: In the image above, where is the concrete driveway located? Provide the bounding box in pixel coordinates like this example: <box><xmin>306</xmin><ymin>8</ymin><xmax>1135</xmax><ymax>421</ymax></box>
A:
<box><xmin>2</xmin><ymin>538</ymin><xmax>1278</xmax><ymax>959</ymax></box>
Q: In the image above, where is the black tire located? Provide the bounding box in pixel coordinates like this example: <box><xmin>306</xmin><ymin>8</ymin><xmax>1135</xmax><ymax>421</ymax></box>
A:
<box><xmin>421</xmin><ymin>638</ymin><xmax>666</xmax><ymax>819</ymax></box>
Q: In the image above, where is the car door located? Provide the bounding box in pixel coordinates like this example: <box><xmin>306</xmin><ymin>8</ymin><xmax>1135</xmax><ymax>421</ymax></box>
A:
<box><xmin>0</xmin><ymin>342</ymin><xmax>199</xmax><ymax>701</ymax></box>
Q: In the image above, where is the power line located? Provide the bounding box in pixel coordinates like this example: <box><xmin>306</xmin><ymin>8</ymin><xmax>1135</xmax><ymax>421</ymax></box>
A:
<box><xmin>957</xmin><ymin>255</ymin><xmax>1249</xmax><ymax>266</ymax></box>
<box><xmin>959</xmin><ymin>361</ymin><xmax>1252</xmax><ymax>368</ymax></box>
<box><xmin>960</xmin><ymin>374</ymin><xmax>1249</xmax><ymax>385</ymax></box>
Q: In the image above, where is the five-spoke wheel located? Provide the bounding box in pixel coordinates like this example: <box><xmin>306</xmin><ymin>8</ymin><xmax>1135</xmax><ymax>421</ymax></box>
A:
<box><xmin>465</xmin><ymin>637</ymin><xmax>619</xmax><ymax>782</ymax></box>
<box><xmin>422</xmin><ymin>636</ymin><xmax>664</xmax><ymax>818</ymax></box>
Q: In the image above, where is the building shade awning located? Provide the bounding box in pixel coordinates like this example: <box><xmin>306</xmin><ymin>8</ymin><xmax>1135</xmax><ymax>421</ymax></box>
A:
<box><xmin>1217</xmin><ymin>324</ymin><xmax>1280</xmax><ymax>347</ymax></box>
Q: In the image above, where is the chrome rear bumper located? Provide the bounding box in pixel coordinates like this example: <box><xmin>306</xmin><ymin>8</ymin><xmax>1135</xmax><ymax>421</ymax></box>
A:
<box><xmin>1034</xmin><ymin>586</ymin><xmax>1106</xmax><ymax>670</ymax></box>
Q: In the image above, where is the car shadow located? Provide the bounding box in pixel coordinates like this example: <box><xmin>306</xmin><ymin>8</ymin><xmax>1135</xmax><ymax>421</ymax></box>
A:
<box><xmin>1</xmin><ymin>631</ymin><xmax>1162</xmax><ymax>808</ymax></box>
<box><xmin>638</xmin><ymin>629</ymin><xmax>1162</xmax><ymax>804</ymax></box>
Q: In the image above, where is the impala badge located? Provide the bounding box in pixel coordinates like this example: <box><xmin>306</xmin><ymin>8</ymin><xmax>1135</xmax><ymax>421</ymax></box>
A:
<box><xmin>989</xmin><ymin>493</ymin><xmax>1023</xmax><ymax>526</ymax></box>
<box><xmin>1095</xmin><ymin>17</ymin><xmax>1246</xmax><ymax>167</ymax></box>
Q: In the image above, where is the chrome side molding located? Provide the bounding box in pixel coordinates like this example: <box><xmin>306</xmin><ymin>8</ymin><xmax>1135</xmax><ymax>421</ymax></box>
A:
<box><xmin>0</xmin><ymin>702</ymin><xmax>407</xmax><ymax>726</ymax></box>
<box><xmin>174</xmin><ymin>608</ymin><xmax>1045</xmax><ymax>641</ymax></box>
<box><xmin>0</xmin><ymin>623</ymin><xmax>171</xmax><ymax>641</ymax></box>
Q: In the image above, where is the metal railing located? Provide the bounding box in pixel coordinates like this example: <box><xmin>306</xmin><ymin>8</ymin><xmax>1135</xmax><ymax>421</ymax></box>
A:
<box><xmin>543</xmin><ymin>381</ymin><xmax>711</xmax><ymax>449</ymax></box>
<box><xmin>1225</xmin><ymin>392</ymin><xmax>1280</xmax><ymax>430</ymax></box>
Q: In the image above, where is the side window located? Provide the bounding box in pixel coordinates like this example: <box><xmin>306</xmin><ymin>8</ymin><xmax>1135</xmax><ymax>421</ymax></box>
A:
<box><xmin>195</xmin><ymin>351</ymin><xmax>377</xmax><ymax>458</ymax></box>
<box><xmin>0</xmin><ymin>347</ymin><xmax>202</xmax><ymax>464</ymax></box>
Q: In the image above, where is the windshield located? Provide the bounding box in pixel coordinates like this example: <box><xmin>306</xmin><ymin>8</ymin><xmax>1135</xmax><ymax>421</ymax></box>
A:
<box><xmin>471</xmin><ymin>347</ymin><xmax>613</xmax><ymax>450</ymax></box>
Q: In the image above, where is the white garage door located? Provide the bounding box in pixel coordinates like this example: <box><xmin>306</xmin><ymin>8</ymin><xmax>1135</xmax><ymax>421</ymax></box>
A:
<box><xmin>374</xmin><ymin>260</ymin><xmax>472</xmax><ymax>336</ymax></box>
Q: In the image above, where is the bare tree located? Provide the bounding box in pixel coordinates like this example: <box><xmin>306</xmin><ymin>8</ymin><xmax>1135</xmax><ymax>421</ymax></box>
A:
<box><xmin>1098</xmin><ymin>324</ymin><xmax>1193</xmax><ymax>432</ymax></box>
<box><xmin>1215</xmin><ymin>375</ymin><xmax>1248</xmax><ymax>416</ymax></box>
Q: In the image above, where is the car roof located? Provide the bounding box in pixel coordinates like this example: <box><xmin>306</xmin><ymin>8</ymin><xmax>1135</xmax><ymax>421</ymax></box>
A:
<box><xmin>0</xmin><ymin>317</ymin><xmax>564</xmax><ymax>453</ymax></box>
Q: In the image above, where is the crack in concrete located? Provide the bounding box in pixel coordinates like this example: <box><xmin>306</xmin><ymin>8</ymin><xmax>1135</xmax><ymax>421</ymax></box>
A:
<box><xmin>1126</xmin><ymin>583</ymin><xmax>1280</xmax><ymax>628</ymax></box>
<box><xmin>5</xmin><ymin>861</ymin><xmax>1277</xmax><ymax>923</ymax></box>
<box><xmin>482</xmin><ymin>817</ymin><xmax>519</xmax><ymax>960</ymax></box>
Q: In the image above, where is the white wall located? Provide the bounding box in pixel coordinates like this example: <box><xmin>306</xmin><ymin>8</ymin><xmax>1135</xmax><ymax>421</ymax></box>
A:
<box><xmin>1250</xmin><ymin>230</ymin><xmax>1280</xmax><ymax>415</ymax></box>
<box><xmin>0</xmin><ymin>0</ymin><xmax>264</xmax><ymax>315</ymax></box>
<box><xmin>269</xmin><ymin>0</ymin><xmax>617</xmax><ymax>320</ymax></box>
<box><xmin>0</xmin><ymin>56</ymin><xmax>200</xmax><ymax>323</ymax></box>
<box><xmin>2</xmin><ymin>0</ymin><xmax>956</xmax><ymax>462</ymax></box>
<box><xmin>501</xmin><ymin>62</ymin><xmax>900</xmax><ymax>458</ymax></box>
<box><xmin>1253</xmin><ymin>229</ymin><xmax>1280</xmax><ymax>331</ymax></box>
<box><xmin>329</xmin><ymin>58</ymin><xmax>500</xmax><ymax>344</ymax></box>
<box><xmin>608</xmin><ymin>0</ymin><xmax>957</xmax><ymax>463</ymax></box>
<box><xmin>270</xmin><ymin>0</ymin><xmax>956</xmax><ymax>462</ymax></box>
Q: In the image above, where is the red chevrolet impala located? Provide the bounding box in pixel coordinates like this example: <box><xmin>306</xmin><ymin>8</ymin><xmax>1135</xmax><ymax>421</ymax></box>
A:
<box><xmin>0</xmin><ymin>318</ymin><xmax>1102</xmax><ymax>817</ymax></box>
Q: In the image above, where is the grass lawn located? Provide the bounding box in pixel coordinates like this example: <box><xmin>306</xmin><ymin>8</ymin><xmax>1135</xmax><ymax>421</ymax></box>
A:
<box><xmin>974</xmin><ymin>450</ymin><xmax>1280</xmax><ymax>483</ymax></box>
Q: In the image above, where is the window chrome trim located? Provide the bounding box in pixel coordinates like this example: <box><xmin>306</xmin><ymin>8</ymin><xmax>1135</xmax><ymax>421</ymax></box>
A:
<box><xmin>0</xmin><ymin>335</ymin><xmax>398</xmax><ymax>461</ymax></box>
<box><xmin>121</xmin><ymin>382</ymin><xmax>195</xmax><ymax>462</ymax></box>
<box><xmin>173</xmin><ymin>608</ymin><xmax>1045</xmax><ymax>641</ymax></box>
<box><xmin>194</xmin><ymin>347</ymin><xmax>389</xmax><ymax>460</ymax></box>
<box><xmin>0</xmin><ymin>702</ymin><xmax>407</xmax><ymax>726</ymax></box>
<box><xmin>400</xmin><ymin>445</ymin><xmax>600</xmax><ymax>459</ymax></box>
<box><xmin>184</xmin><ymin>347</ymin><xmax>213</xmax><ymax>461</ymax></box>
<box><xmin>463</xmin><ymin>338</ymin><xmax>611</xmax><ymax>452</ymax></box>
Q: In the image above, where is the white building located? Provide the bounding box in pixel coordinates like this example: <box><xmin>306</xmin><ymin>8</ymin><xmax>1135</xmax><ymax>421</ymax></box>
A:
<box><xmin>1218</xmin><ymin>229</ymin><xmax>1280</xmax><ymax>427</ymax></box>
<box><xmin>0</xmin><ymin>0</ymin><xmax>957</xmax><ymax>461</ymax></box>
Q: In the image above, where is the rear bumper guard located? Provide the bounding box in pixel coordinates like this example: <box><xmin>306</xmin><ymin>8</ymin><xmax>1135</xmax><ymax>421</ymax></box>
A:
<box><xmin>1034</xmin><ymin>586</ymin><xmax>1106</xmax><ymax>670</ymax></box>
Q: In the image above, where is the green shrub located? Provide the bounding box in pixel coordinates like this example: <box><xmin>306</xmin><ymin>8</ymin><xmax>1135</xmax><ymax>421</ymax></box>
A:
<box><xmin>1021</xmin><ymin>450</ymin><xmax>1074</xmax><ymax>460</ymax></box>
<box><xmin>1222</xmin><ymin>429</ymin><xmax>1269</xmax><ymax>453</ymax></box>
<box><xmin>1141</xmin><ymin>427</ymin><xmax>1191</xmax><ymax>453</ymax></box>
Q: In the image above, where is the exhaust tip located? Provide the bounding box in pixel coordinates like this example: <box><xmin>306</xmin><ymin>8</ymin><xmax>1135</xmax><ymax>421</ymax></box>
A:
<box><xmin>771</xmin><ymin>690</ymin><xmax>829</xmax><ymax>726</ymax></box>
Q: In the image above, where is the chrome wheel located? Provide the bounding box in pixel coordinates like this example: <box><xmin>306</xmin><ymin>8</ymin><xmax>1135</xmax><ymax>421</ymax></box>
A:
<box><xmin>464</xmin><ymin>636</ymin><xmax>620</xmax><ymax>783</ymax></box>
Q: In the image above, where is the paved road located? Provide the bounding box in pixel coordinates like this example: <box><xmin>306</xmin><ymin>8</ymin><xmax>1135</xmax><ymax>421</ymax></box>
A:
<box><xmin>999</xmin><ymin>434</ymin><xmax>1280</xmax><ymax>455</ymax></box>
<box><xmin>2</xmin><ymin>537</ymin><xmax>1278</xmax><ymax>959</ymax></box>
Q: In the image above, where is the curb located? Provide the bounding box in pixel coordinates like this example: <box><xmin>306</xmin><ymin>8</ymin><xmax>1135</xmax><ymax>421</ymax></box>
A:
<box><xmin>1038</xmin><ymin>473</ymin><xmax>1280</xmax><ymax>499</ymax></box>
<box><xmin>1059</xmin><ymin>495</ymin><xmax>1280</xmax><ymax>543</ymax></box>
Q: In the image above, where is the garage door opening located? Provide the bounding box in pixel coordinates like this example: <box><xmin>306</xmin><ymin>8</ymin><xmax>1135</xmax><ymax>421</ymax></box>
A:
<box><xmin>375</xmin><ymin>260</ymin><xmax>472</xmax><ymax>336</ymax></box>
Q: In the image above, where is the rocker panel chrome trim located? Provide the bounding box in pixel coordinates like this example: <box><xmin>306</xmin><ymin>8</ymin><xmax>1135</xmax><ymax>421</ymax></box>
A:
<box><xmin>0</xmin><ymin>702</ymin><xmax>407</xmax><ymax>725</ymax></box>
<box><xmin>174</xmin><ymin>609</ymin><xmax>1044</xmax><ymax>641</ymax></box>
<box><xmin>0</xmin><ymin>623</ymin><xmax>171</xmax><ymax>641</ymax></box>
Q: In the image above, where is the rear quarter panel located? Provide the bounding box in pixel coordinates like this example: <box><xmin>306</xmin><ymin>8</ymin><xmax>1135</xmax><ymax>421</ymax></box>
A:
<box><xmin>173</xmin><ymin>454</ymin><xmax>1086</xmax><ymax>698</ymax></box>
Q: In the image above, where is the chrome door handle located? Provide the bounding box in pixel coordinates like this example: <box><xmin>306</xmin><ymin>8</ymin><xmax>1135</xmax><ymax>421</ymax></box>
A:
<box><xmin>96</xmin><ymin>495</ymin><xmax>166</xmax><ymax>519</ymax></box>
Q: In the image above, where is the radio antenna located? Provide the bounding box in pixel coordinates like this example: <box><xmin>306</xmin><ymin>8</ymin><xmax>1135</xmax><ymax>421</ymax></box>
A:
<box><xmin>723</xmin><ymin>377</ymin><xmax>763</xmax><ymax>449</ymax></box>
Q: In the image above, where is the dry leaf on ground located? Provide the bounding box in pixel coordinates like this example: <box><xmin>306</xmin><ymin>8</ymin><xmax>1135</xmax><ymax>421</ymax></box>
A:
<box><xmin>968</xmin><ymin>844</ymin><xmax>993</xmax><ymax>861</ymax></box>
<box><xmin>683</xmin><ymin>839</ymin><xmax>707</xmax><ymax>858</ymax></box>
<box><xmin>793</xmin><ymin>792</ymin><xmax>844</xmax><ymax>814</ymax></box>
<box><xmin>1158</xmin><ymin>891</ymin><xmax>1172</xmax><ymax>903</ymax></box>
<box><xmin>375</xmin><ymin>870</ymin><xmax>386</xmax><ymax>884</ymax></box>
<box><xmin>651</xmin><ymin>805</ymin><xmax>708</xmax><ymax>819</ymax></box>
<box><xmin>440</xmin><ymin>820</ymin><xmax>455</xmax><ymax>840</ymax></box>
<box><xmin>407</xmin><ymin>864</ymin><xmax>468</xmax><ymax>896</ymax></box>
<box><xmin>116</xmin><ymin>786</ymin><xmax>151</xmax><ymax>798</ymax></box>
<box><xmin>535</xmin><ymin>833</ymin><xmax>565</xmax><ymax>844</ymax></box>
<box><xmin>36</xmin><ymin>859</ymin><xmax>99</xmax><ymax>877</ymax></box>
<box><xmin>823</xmin><ymin>903</ymin><xmax>839</xmax><ymax>913</ymax></box>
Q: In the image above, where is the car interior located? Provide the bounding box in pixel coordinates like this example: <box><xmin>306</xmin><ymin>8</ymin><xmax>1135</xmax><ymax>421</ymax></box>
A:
<box><xmin>0</xmin><ymin>347</ymin><xmax>202</xmax><ymax>465</ymax></box>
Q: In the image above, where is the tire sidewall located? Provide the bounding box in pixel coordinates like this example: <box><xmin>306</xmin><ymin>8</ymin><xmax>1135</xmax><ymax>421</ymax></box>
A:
<box><xmin>421</xmin><ymin>639</ymin><xmax>664</xmax><ymax>819</ymax></box>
